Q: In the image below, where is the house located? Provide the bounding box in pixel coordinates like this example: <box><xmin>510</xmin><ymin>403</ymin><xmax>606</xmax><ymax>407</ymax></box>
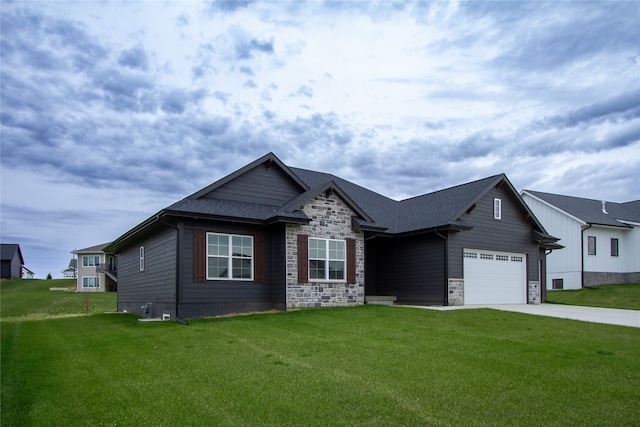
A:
<box><xmin>521</xmin><ymin>191</ymin><xmax>640</xmax><ymax>289</ymax></box>
<box><xmin>104</xmin><ymin>153</ymin><xmax>559</xmax><ymax>320</ymax></box>
<box><xmin>73</xmin><ymin>243</ymin><xmax>117</xmax><ymax>292</ymax></box>
<box><xmin>62</xmin><ymin>258</ymin><xmax>78</xmax><ymax>278</ymax></box>
<box><xmin>21</xmin><ymin>266</ymin><xmax>35</xmax><ymax>279</ymax></box>
<box><xmin>1</xmin><ymin>243</ymin><xmax>26</xmax><ymax>279</ymax></box>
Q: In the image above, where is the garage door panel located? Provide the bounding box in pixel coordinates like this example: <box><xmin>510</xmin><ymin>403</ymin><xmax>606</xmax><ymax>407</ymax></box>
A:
<box><xmin>464</xmin><ymin>250</ymin><xmax>526</xmax><ymax>304</ymax></box>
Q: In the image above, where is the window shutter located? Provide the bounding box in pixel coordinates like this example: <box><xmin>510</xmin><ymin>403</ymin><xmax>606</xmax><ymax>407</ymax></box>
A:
<box><xmin>346</xmin><ymin>238</ymin><xmax>356</xmax><ymax>284</ymax></box>
<box><xmin>254</xmin><ymin>234</ymin><xmax>264</xmax><ymax>283</ymax></box>
<box><xmin>193</xmin><ymin>229</ymin><xmax>206</xmax><ymax>282</ymax></box>
<box><xmin>297</xmin><ymin>234</ymin><xmax>308</xmax><ymax>283</ymax></box>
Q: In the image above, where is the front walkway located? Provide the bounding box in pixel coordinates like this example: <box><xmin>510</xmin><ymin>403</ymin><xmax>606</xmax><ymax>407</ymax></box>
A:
<box><xmin>404</xmin><ymin>304</ymin><xmax>640</xmax><ymax>328</ymax></box>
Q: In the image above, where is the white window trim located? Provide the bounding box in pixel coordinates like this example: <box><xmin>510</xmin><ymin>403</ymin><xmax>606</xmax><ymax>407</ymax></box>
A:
<box><xmin>493</xmin><ymin>198</ymin><xmax>502</xmax><ymax>220</ymax></box>
<box><xmin>139</xmin><ymin>246</ymin><xmax>145</xmax><ymax>271</ymax></box>
<box><xmin>82</xmin><ymin>276</ymin><xmax>99</xmax><ymax>288</ymax></box>
<box><xmin>206</xmin><ymin>233</ymin><xmax>254</xmax><ymax>281</ymax></box>
<box><xmin>308</xmin><ymin>237</ymin><xmax>347</xmax><ymax>283</ymax></box>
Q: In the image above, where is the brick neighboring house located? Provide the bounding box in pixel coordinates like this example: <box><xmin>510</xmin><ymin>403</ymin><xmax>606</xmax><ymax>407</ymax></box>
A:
<box><xmin>105</xmin><ymin>153</ymin><xmax>559</xmax><ymax>320</ymax></box>
<box><xmin>73</xmin><ymin>243</ymin><xmax>117</xmax><ymax>292</ymax></box>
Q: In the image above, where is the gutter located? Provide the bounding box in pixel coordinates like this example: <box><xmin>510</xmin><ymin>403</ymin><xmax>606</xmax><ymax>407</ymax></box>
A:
<box><xmin>581</xmin><ymin>224</ymin><xmax>592</xmax><ymax>289</ymax></box>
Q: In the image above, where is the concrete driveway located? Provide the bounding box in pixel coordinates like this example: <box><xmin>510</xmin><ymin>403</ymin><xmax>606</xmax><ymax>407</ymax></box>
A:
<box><xmin>406</xmin><ymin>304</ymin><xmax>640</xmax><ymax>328</ymax></box>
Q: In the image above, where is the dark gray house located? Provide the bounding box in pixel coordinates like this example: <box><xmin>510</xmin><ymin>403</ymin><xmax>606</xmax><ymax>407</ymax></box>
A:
<box><xmin>105</xmin><ymin>153</ymin><xmax>559</xmax><ymax>320</ymax></box>
<box><xmin>1</xmin><ymin>244</ymin><xmax>25</xmax><ymax>279</ymax></box>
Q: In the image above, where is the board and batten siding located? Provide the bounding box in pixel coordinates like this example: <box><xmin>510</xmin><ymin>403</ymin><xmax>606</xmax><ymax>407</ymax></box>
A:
<box><xmin>583</xmin><ymin>226</ymin><xmax>636</xmax><ymax>273</ymax></box>
<box><xmin>522</xmin><ymin>192</ymin><xmax>583</xmax><ymax>290</ymax></box>
<box><xmin>368</xmin><ymin>235</ymin><xmax>446</xmax><ymax>305</ymax></box>
<box><xmin>117</xmin><ymin>228</ymin><xmax>177</xmax><ymax>318</ymax></box>
<box><xmin>202</xmin><ymin>164</ymin><xmax>302</xmax><ymax>206</ymax></box>
<box><xmin>449</xmin><ymin>186</ymin><xmax>540</xmax><ymax>287</ymax></box>
<box><xmin>179</xmin><ymin>221</ymin><xmax>285</xmax><ymax>319</ymax></box>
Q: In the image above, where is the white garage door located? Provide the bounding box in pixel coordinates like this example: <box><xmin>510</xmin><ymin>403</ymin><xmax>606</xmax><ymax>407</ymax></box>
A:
<box><xmin>463</xmin><ymin>249</ymin><xmax>526</xmax><ymax>304</ymax></box>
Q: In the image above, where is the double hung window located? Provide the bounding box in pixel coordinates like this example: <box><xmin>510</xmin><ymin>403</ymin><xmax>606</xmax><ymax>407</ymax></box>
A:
<box><xmin>309</xmin><ymin>238</ymin><xmax>346</xmax><ymax>281</ymax></box>
<box><xmin>207</xmin><ymin>233</ymin><xmax>253</xmax><ymax>280</ymax></box>
<box><xmin>139</xmin><ymin>246</ymin><xmax>145</xmax><ymax>271</ymax></box>
<box><xmin>493</xmin><ymin>198</ymin><xmax>502</xmax><ymax>220</ymax></box>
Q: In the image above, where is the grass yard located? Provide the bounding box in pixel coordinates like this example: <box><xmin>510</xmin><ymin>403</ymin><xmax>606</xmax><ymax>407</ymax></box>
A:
<box><xmin>2</xmin><ymin>281</ymin><xmax>639</xmax><ymax>426</ymax></box>
<box><xmin>547</xmin><ymin>283</ymin><xmax>640</xmax><ymax>310</ymax></box>
<box><xmin>0</xmin><ymin>279</ymin><xmax>116</xmax><ymax>320</ymax></box>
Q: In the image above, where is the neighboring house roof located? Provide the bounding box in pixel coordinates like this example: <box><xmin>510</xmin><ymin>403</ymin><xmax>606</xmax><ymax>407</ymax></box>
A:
<box><xmin>68</xmin><ymin>258</ymin><xmax>78</xmax><ymax>269</ymax></box>
<box><xmin>1</xmin><ymin>244</ymin><xmax>24</xmax><ymax>264</ymax></box>
<box><xmin>22</xmin><ymin>266</ymin><xmax>34</xmax><ymax>275</ymax></box>
<box><xmin>73</xmin><ymin>243</ymin><xmax>112</xmax><ymax>254</ymax></box>
<box><xmin>106</xmin><ymin>153</ymin><xmax>555</xmax><ymax>251</ymax></box>
<box><xmin>523</xmin><ymin>190</ymin><xmax>640</xmax><ymax>227</ymax></box>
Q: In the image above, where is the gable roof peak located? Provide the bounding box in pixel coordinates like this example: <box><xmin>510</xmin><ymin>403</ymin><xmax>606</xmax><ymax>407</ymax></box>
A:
<box><xmin>186</xmin><ymin>152</ymin><xmax>309</xmax><ymax>201</ymax></box>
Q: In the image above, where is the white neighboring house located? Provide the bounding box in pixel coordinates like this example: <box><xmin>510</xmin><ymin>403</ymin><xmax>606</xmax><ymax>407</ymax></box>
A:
<box><xmin>61</xmin><ymin>258</ymin><xmax>77</xmax><ymax>278</ymax></box>
<box><xmin>73</xmin><ymin>243</ymin><xmax>117</xmax><ymax>292</ymax></box>
<box><xmin>22</xmin><ymin>266</ymin><xmax>35</xmax><ymax>279</ymax></box>
<box><xmin>521</xmin><ymin>190</ymin><xmax>640</xmax><ymax>290</ymax></box>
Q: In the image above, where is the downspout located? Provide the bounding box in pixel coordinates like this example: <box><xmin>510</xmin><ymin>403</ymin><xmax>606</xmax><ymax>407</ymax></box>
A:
<box><xmin>159</xmin><ymin>216</ymin><xmax>187</xmax><ymax>325</ymax></box>
<box><xmin>434</xmin><ymin>229</ymin><xmax>448</xmax><ymax>306</ymax></box>
<box><xmin>581</xmin><ymin>224</ymin><xmax>592</xmax><ymax>289</ymax></box>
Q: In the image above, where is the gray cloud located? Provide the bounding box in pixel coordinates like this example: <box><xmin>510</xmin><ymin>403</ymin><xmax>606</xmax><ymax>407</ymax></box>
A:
<box><xmin>235</xmin><ymin>37</ymin><xmax>275</xmax><ymax>59</ymax></box>
<box><xmin>118</xmin><ymin>45</ymin><xmax>150</xmax><ymax>71</ymax></box>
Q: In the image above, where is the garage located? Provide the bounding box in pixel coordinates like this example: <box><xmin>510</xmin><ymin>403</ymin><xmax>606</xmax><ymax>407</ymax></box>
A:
<box><xmin>463</xmin><ymin>249</ymin><xmax>526</xmax><ymax>304</ymax></box>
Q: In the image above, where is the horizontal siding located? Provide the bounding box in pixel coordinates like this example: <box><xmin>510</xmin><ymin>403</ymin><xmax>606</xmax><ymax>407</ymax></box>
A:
<box><xmin>450</xmin><ymin>186</ymin><xmax>540</xmax><ymax>283</ymax></box>
<box><xmin>203</xmin><ymin>165</ymin><xmax>301</xmax><ymax>206</ymax></box>
<box><xmin>117</xmin><ymin>228</ymin><xmax>177</xmax><ymax>318</ymax></box>
<box><xmin>370</xmin><ymin>235</ymin><xmax>445</xmax><ymax>305</ymax></box>
<box><xmin>180</xmin><ymin>221</ymin><xmax>285</xmax><ymax>318</ymax></box>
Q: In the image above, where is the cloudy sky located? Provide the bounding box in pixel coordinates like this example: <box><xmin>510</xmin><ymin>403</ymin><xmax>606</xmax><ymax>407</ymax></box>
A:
<box><xmin>1</xmin><ymin>1</ymin><xmax>639</xmax><ymax>279</ymax></box>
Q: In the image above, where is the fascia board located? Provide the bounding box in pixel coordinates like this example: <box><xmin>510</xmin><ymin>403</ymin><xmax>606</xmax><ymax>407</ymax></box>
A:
<box><xmin>617</xmin><ymin>219</ymin><xmax>640</xmax><ymax>227</ymax></box>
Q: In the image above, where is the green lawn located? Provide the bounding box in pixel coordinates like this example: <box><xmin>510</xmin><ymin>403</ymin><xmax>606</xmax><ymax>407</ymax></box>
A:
<box><xmin>2</xmin><ymin>281</ymin><xmax>639</xmax><ymax>426</ymax></box>
<box><xmin>0</xmin><ymin>279</ymin><xmax>116</xmax><ymax>320</ymax></box>
<box><xmin>547</xmin><ymin>283</ymin><xmax>640</xmax><ymax>310</ymax></box>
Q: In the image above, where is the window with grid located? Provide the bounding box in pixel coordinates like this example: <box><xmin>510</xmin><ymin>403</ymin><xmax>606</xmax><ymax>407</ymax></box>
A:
<box><xmin>309</xmin><ymin>238</ymin><xmax>346</xmax><ymax>281</ymax></box>
<box><xmin>207</xmin><ymin>233</ymin><xmax>253</xmax><ymax>280</ymax></box>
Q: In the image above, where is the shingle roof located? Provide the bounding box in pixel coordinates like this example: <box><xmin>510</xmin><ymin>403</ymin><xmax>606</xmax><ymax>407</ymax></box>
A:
<box><xmin>106</xmin><ymin>153</ymin><xmax>546</xmax><ymax>250</ymax></box>
<box><xmin>524</xmin><ymin>191</ymin><xmax>639</xmax><ymax>227</ymax></box>
<box><xmin>74</xmin><ymin>243</ymin><xmax>112</xmax><ymax>253</ymax></box>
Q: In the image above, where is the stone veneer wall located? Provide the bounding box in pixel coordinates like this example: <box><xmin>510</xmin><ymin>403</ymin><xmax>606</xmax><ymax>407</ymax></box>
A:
<box><xmin>447</xmin><ymin>278</ymin><xmax>464</xmax><ymax>306</ymax></box>
<box><xmin>583</xmin><ymin>272</ymin><xmax>640</xmax><ymax>287</ymax></box>
<box><xmin>286</xmin><ymin>194</ymin><xmax>365</xmax><ymax>308</ymax></box>
<box><xmin>528</xmin><ymin>281</ymin><xmax>541</xmax><ymax>304</ymax></box>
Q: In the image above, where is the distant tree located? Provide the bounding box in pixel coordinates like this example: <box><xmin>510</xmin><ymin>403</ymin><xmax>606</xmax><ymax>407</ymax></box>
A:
<box><xmin>46</xmin><ymin>273</ymin><xmax>52</xmax><ymax>280</ymax></box>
